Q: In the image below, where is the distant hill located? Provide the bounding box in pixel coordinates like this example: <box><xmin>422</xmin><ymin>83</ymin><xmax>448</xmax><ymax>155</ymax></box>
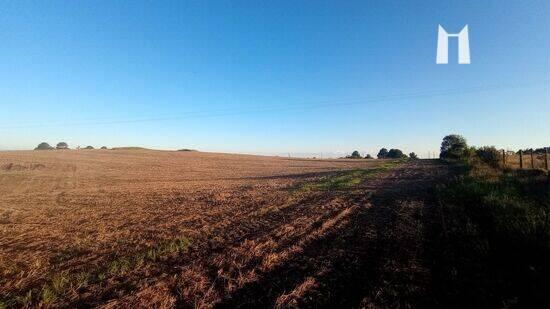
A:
<box><xmin>111</xmin><ymin>147</ymin><xmax>152</xmax><ymax>151</ymax></box>
<box><xmin>92</xmin><ymin>147</ymin><xmax>197</xmax><ymax>152</ymax></box>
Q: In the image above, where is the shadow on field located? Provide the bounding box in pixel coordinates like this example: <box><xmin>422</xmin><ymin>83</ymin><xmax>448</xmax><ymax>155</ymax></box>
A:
<box><xmin>213</xmin><ymin>160</ymin><xmax>452</xmax><ymax>308</ymax></box>
<box><xmin>61</xmin><ymin>161</ymin><xmax>451</xmax><ymax>308</ymax></box>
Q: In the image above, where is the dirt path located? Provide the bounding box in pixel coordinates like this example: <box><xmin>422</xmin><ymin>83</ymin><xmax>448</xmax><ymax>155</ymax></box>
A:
<box><xmin>95</xmin><ymin>160</ymin><xmax>453</xmax><ymax>308</ymax></box>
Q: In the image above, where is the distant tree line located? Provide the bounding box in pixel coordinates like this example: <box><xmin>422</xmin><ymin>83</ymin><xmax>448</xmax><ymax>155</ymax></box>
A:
<box><xmin>377</xmin><ymin>148</ymin><xmax>407</xmax><ymax>159</ymax></box>
<box><xmin>347</xmin><ymin>150</ymin><xmax>362</xmax><ymax>159</ymax></box>
<box><xmin>515</xmin><ymin>147</ymin><xmax>549</xmax><ymax>155</ymax></box>
<box><xmin>34</xmin><ymin>142</ymin><xmax>108</xmax><ymax>150</ymax></box>
<box><xmin>439</xmin><ymin>134</ymin><xmax>499</xmax><ymax>166</ymax></box>
<box><xmin>344</xmin><ymin>148</ymin><xmax>413</xmax><ymax>159</ymax></box>
<box><xmin>438</xmin><ymin>134</ymin><xmax>548</xmax><ymax>168</ymax></box>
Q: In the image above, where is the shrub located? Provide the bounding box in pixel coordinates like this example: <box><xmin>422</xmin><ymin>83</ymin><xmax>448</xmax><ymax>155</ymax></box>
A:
<box><xmin>35</xmin><ymin>142</ymin><xmax>53</xmax><ymax>150</ymax></box>
<box><xmin>409</xmin><ymin>152</ymin><xmax>418</xmax><ymax>159</ymax></box>
<box><xmin>84</xmin><ymin>146</ymin><xmax>94</xmax><ymax>150</ymax></box>
<box><xmin>476</xmin><ymin>146</ymin><xmax>500</xmax><ymax>167</ymax></box>
<box><xmin>463</xmin><ymin>146</ymin><xmax>476</xmax><ymax>159</ymax></box>
<box><xmin>364</xmin><ymin>154</ymin><xmax>373</xmax><ymax>159</ymax></box>
<box><xmin>432</xmin><ymin>170</ymin><xmax>550</xmax><ymax>307</ymax></box>
<box><xmin>100</xmin><ymin>146</ymin><xmax>108</xmax><ymax>150</ymax></box>
<box><xmin>534</xmin><ymin>147</ymin><xmax>550</xmax><ymax>154</ymax></box>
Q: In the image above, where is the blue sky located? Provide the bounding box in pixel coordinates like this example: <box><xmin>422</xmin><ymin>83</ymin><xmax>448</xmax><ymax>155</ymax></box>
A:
<box><xmin>1</xmin><ymin>1</ymin><xmax>548</xmax><ymax>157</ymax></box>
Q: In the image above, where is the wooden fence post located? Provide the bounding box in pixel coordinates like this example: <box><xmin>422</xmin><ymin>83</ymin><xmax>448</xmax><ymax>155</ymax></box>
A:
<box><xmin>502</xmin><ymin>149</ymin><xmax>506</xmax><ymax>167</ymax></box>
<box><xmin>545</xmin><ymin>147</ymin><xmax>548</xmax><ymax>170</ymax></box>
<box><xmin>519</xmin><ymin>150</ymin><xmax>523</xmax><ymax>169</ymax></box>
<box><xmin>531</xmin><ymin>151</ymin><xmax>535</xmax><ymax>169</ymax></box>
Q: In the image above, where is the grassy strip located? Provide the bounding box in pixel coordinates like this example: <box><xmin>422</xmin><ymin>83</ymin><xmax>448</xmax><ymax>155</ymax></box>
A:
<box><xmin>294</xmin><ymin>160</ymin><xmax>403</xmax><ymax>192</ymax></box>
<box><xmin>429</xmin><ymin>163</ymin><xmax>550</xmax><ymax>307</ymax></box>
<box><xmin>2</xmin><ymin>237</ymin><xmax>190</xmax><ymax>307</ymax></box>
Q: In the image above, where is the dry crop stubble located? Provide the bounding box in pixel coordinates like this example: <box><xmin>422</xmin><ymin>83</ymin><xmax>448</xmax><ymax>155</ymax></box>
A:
<box><xmin>1</xmin><ymin>149</ymin><xmax>393</xmax><ymax>307</ymax></box>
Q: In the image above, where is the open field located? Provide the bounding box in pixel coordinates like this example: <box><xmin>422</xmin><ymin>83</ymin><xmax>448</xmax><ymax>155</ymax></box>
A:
<box><xmin>0</xmin><ymin>149</ymin><xmax>451</xmax><ymax>307</ymax></box>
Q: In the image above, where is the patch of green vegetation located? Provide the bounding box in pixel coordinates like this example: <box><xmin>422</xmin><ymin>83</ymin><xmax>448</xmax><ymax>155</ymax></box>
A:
<box><xmin>6</xmin><ymin>236</ymin><xmax>191</xmax><ymax>307</ymax></box>
<box><xmin>73</xmin><ymin>272</ymin><xmax>90</xmax><ymax>290</ymax></box>
<box><xmin>298</xmin><ymin>169</ymin><xmax>374</xmax><ymax>192</ymax></box>
<box><xmin>295</xmin><ymin>161</ymin><xmax>402</xmax><ymax>192</ymax></box>
<box><xmin>15</xmin><ymin>290</ymin><xmax>33</xmax><ymax>307</ymax></box>
<box><xmin>40</xmin><ymin>285</ymin><xmax>57</xmax><ymax>304</ymax></box>
<box><xmin>429</xmin><ymin>164</ymin><xmax>550</xmax><ymax>307</ymax></box>
<box><xmin>49</xmin><ymin>247</ymin><xmax>87</xmax><ymax>264</ymax></box>
<box><xmin>102</xmin><ymin>236</ymin><xmax>190</xmax><ymax>277</ymax></box>
<box><xmin>38</xmin><ymin>271</ymin><xmax>76</xmax><ymax>305</ymax></box>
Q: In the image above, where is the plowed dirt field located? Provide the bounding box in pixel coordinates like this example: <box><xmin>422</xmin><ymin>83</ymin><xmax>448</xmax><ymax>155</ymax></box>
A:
<box><xmin>0</xmin><ymin>149</ymin><xmax>451</xmax><ymax>308</ymax></box>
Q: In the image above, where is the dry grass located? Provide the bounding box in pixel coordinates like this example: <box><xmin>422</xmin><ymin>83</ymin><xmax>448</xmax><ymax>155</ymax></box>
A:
<box><xmin>1</xmin><ymin>149</ymin><xmax>399</xmax><ymax>307</ymax></box>
<box><xmin>504</xmin><ymin>153</ymin><xmax>548</xmax><ymax>170</ymax></box>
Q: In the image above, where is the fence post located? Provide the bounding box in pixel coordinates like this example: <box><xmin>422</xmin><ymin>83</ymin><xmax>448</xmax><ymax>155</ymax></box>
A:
<box><xmin>545</xmin><ymin>147</ymin><xmax>548</xmax><ymax>170</ymax></box>
<box><xmin>502</xmin><ymin>149</ymin><xmax>506</xmax><ymax>167</ymax></box>
<box><xmin>519</xmin><ymin>150</ymin><xmax>523</xmax><ymax>169</ymax></box>
<box><xmin>531</xmin><ymin>151</ymin><xmax>535</xmax><ymax>169</ymax></box>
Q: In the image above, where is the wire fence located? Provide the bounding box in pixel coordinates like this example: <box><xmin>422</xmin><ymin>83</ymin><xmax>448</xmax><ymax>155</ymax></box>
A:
<box><xmin>502</xmin><ymin>148</ymin><xmax>549</xmax><ymax>171</ymax></box>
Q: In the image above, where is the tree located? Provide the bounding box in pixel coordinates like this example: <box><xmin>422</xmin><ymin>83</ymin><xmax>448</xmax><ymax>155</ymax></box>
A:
<box><xmin>440</xmin><ymin>134</ymin><xmax>468</xmax><ymax>159</ymax></box>
<box><xmin>35</xmin><ymin>142</ymin><xmax>53</xmax><ymax>150</ymax></box>
<box><xmin>84</xmin><ymin>146</ymin><xmax>94</xmax><ymax>150</ymax></box>
<box><xmin>100</xmin><ymin>146</ymin><xmax>108</xmax><ymax>150</ymax></box>
<box><xmin>365</xmin><ymin>154</ymin><xmax>373</xmax><ymax>159</ymax></box>
<box><xmin>56</xmin><ymin>142</ymin><xmax>69</xmax><ymax>149</ymax></box>
<box><xmin>350</xmin><ymin>150</ymin><xmax>362</xmax><ymax>159</ymax></box>
<box><xmin>387</xmin><ymin>148</ymin><xmax>407</xmax><ymax>159</ymax></box>
<box><xmin>409</xmin><ymin>152</ymin><xmax>418</xmax><ymax>159</ymax></box>
<box><xmin>377</xmin><ymin>148</ymin><xmax>388</xmax><ymax>159</ymax></box>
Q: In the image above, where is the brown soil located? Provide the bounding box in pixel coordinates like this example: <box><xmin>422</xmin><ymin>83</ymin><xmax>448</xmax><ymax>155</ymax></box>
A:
<box><xmin>0</xmin><ymin>149</ymin><xmax>452</xmax><ymax>308</ymax></box>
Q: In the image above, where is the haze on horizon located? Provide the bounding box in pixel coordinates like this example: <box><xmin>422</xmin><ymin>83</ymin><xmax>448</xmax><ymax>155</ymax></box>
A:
<box><xmin>1</xmin><ymin>1</ymin><xmax>549</xmax><ymax>157</ymax></box>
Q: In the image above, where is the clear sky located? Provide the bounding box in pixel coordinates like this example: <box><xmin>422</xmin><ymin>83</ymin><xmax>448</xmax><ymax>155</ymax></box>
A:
<box><xmin>1</xmin><ymin>0</ymin><xmax>548</xmax><ymax>157</ymax></box>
